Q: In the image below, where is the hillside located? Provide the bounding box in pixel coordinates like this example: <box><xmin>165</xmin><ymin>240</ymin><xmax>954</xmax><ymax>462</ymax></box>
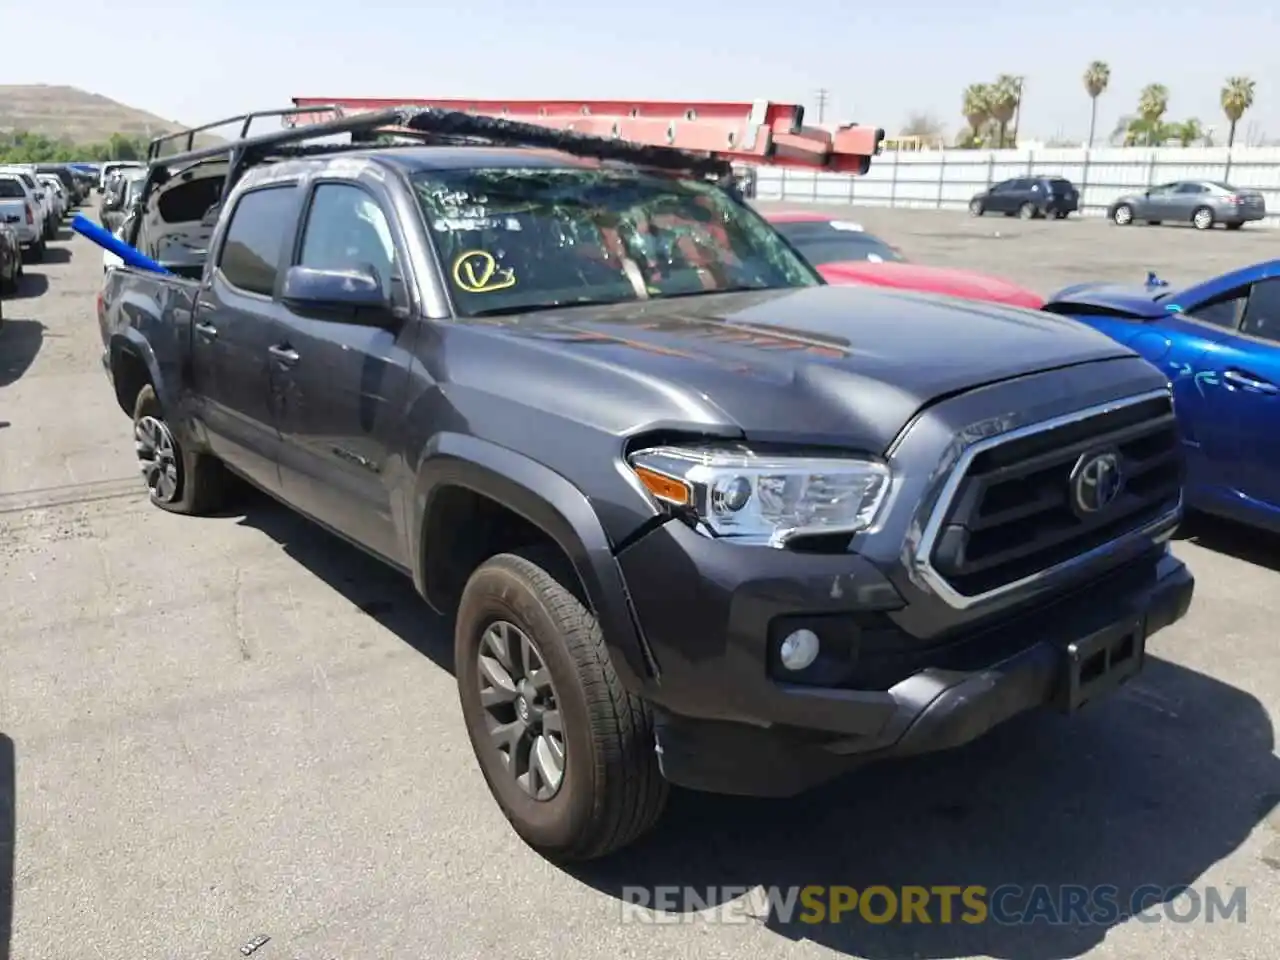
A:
<box><xmin>0</xmin><ymin>84</ymin><xmax>221</xmax><ymax>148</ymax></box>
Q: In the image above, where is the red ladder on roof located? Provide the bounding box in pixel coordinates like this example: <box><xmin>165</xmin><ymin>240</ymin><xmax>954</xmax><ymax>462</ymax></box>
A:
<box><xmin>288</xmin><ymin>97</ymin><xmax>883</xmax><ymax>174</ymax></box>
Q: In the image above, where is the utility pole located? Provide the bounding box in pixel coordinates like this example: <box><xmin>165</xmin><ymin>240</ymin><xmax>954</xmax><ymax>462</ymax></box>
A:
<box><xmin>1011</xmin><ymin>77</ymin><xmax>1025</xmax><ymax>146</ymax></box>
<box><xmin>815</xmin><ymin>88</ymin><xmax>829</xmax><ymax>125</ymax></box>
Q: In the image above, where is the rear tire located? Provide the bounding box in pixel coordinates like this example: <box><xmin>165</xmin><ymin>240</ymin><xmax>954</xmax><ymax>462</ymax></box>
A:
<box><xmin>455</xmin><ymin>551</ymin><xmax>668</xmax><ymax>862</ymax></box>
<box><xmin>1112</xmin><ymin>204</ymin><xmax>1134</xmax><ymax>226</ymax></box>
<box><xmin>132</xmin><ymin>384</ymin><xmax>231</xmax><ymax>515</ymax></box>
<box><xmin>968</xmin><ymin>199</ymin><xmax>984</xmax><ymax>217</ymax></box>
<box><xmin>1225</xmin><ymin>222</ymin><xmax>1244</xmax><ymax>231</ymax></box>
<box><xmin>25</xmin><ymin>241</ymin><xmax>45</xmax><ymax>263</ymax></box>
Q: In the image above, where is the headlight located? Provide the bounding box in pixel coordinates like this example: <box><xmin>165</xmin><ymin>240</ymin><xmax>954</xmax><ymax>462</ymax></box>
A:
<box><xmin>628</xmin><ymin>444</ymin><xmax>891</xmax><ymax>547</ymax></box>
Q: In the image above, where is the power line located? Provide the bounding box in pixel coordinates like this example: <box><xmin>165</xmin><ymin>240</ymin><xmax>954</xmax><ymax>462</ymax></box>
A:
<box><xmin>815</xmin><ymin>89</ymin><xmax>829</xmax><ymax>125</ymax></box>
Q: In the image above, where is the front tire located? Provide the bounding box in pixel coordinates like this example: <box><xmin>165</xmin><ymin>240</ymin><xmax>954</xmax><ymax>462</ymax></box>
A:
<box><xmin>455</xmin><ymin>552</ymin><xmax>668</xmax><ymax>862</ymax></box>
<box><xmin>132</xmin><ymin>384</ymin><xmax>230</xmax><ymax>514</ymax></box>
<box><xmin>1018</xmin><ymin>202</ymin><xmax>1037</xmax><ymax>220</ymax></box>
<box><xmin>1192</xmin><ymin>206</ymin><xmax>1215</xmax><ymax>230</ymax></box>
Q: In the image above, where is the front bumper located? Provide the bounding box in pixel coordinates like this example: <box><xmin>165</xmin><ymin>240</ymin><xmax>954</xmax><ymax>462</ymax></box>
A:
<box><xmin>620</xmin><ymin>520</ymin><xmax>1192</xmax><ymax>796</ymax></box>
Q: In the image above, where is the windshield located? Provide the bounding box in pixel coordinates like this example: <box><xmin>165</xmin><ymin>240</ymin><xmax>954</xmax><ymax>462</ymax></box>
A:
<box><xmin>410</xmin><ymin>166</ymin><xmax>819</xmax><ymax>316</ymax></box>
<box><xmin>771</xmin><ymin>221</ymin><xmax>905</xmax><ymax>266</ymax></box>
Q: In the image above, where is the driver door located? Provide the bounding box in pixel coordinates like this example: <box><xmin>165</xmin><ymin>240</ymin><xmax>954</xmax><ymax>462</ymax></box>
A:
<box><xmin>272</xmin><ymin>180</ymin><xmax>416</xmax><ymax>564</ymax></box>
<box><xmin>1195</xmin><ymin>278</ymin><xmax>1280</xmax><ymax>513</ymax></box>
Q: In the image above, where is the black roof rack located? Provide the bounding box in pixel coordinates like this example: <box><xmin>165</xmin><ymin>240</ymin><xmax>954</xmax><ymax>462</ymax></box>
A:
<box><xmin>126</xmin><ymin>105</ymin><xmax>739</xmax><ymax>249</ymax></box>
<box><xmin>146</xmin><ymin>105</ymin><xmax>734</xmax><ymax>183</ymax></box>
<box><xmin>145</xmin><ymin>105</ymin><xmax>346</xmax><ymax>161</ymax></box>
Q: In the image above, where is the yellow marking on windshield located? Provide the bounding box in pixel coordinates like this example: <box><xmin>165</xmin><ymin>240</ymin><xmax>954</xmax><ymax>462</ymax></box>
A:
<box><xmin>452</xmin><ymin>250</ymin><xmax>516</xmax><ymax>293</ymax></box>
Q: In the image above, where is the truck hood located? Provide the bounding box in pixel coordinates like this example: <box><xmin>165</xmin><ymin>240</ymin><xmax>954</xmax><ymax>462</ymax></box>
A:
<box><xmin>1043</xmin><ymin>280</ymin><xmax>1172</xmax><ymax>319</ymax></box>
<box><xmin>817</xmin><ymin>260</ymin><xmax>1045</xmax><ymax>310</ymax></box>
<box><xmin>472</xmin><ymin>285</ymin><xmax>1136</xmax><ymax>452</ymax></box>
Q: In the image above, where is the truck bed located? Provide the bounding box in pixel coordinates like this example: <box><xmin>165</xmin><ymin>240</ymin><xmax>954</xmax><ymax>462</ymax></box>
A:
<box><xmin>99</xmin><ymin>266</ymin><xmax>202</xmax><ymax>411</ymax></box>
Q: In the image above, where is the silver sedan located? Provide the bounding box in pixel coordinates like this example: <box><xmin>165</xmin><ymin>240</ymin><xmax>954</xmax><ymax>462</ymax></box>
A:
<box><xmin>1108</xmin><ymin>180</ymin><xmax>1266</xmax><ymax>230</ymax></box>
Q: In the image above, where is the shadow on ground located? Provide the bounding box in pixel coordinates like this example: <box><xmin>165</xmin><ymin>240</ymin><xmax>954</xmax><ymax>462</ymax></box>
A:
<box><xmin>33</xmin><ymin>247</ymin><xmax>70</xmax><ymax>266</ymax></box>
<box><xmin>1</xmin><ymin>733</ymin><xmax>14</xmax><ymax>960</ymax></box>
<box><xmin>6</xmin><ymin>274</ymin><xmax>47</xmax><ymax>300</ymax></box>
<box><xmin>232</xmin><ymin>491</ymin><xmax>1278</xmax><ymax>960</ymax></box>
<box><xmin>234</xmin><ymin>488</ymin><xmax>454</xmax><ymax>673</ymax></box>
<box><xmin>0</xmin><ymin>320</ymin><xmax>44</xmax><ymax>387</ymax></box>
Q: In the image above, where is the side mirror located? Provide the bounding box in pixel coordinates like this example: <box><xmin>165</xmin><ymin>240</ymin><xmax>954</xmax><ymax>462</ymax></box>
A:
<box><xmin>35</xmin><ymin>191</ymin><xmax>45</xmax><ymax>201</ymax></box>
<box><xmin>281</xmin><ymin>265</ymin><xmax>393</xmax><ymax>321</ymax></box>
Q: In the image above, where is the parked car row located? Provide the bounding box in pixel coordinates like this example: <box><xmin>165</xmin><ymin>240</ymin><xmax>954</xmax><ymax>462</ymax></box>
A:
<box><xmin>0</xmin><ymin>161</ymin><xmax>91</xmax><ymax>323</ymax></box>
<box><xmin>965</xmin><ymin>175</ymin><xmax>1267</xmax><ymax>230</ymax></box>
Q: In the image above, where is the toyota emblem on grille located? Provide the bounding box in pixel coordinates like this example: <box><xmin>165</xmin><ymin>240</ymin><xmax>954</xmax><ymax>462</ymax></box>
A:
<box><xmin>1070</xmin><ymin>450</ymin><xmax>1124</xmax><ymax>515</ymax></box>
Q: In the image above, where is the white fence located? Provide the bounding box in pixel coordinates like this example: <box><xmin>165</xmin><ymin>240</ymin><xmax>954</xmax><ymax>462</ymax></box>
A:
<box><xmin>753</xmin><ymin>146</ymin><xmax>1280</xmax><ymax>227</ymax></box>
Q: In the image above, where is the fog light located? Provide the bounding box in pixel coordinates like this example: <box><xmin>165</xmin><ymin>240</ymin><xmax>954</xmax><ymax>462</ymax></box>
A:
<box><xmin>778</xmin><ymin>629</ymin><xmax>821</xmax><ymax>671</ymax></box>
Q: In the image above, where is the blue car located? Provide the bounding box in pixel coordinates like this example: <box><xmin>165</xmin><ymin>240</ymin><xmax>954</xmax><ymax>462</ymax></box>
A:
<box><xmin>1044</xmin><ymin>260</ymin><xmax>1280</xmax><ymax>533</ymax></box>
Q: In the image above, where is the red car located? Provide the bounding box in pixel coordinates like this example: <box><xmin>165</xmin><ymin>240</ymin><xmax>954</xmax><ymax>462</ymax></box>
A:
<box><xmin>762</xmin><ymin>209</ymin><xmax>1044</xmax><ymax>310</ymax></box>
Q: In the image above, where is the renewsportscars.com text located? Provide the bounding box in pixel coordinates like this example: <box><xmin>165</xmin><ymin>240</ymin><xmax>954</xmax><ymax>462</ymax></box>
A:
<box><xmin>619</xmin><ymin>884</ymin><xmax>1247</xmax><ymax>926</ymax></box>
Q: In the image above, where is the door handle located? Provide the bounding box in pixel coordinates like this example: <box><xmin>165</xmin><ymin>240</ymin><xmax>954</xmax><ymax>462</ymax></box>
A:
<box><xmin>194</xmin><ymin>321</ymin><xmax>218</xmax><ymax>340</ymax></box>
<box><xmin>1222</xmin><ymin>369</ymin><xmax>1279</xmax><ymax>395</ymax></box>
<box><xmin>268</xmin><ymin>344</ymin><xmax>300</xmax><ymax>365</ymax></box>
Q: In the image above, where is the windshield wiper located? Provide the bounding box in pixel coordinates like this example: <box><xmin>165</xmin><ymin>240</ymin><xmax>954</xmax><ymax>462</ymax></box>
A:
<box><xmin>467</xmin><ymin>299</ymin><xmax>625</xmax><ymax>318</ymax></box>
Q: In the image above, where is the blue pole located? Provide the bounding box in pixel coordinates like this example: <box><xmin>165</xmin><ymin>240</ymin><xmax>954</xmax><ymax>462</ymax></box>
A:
<box><xmin>71</xmin><ymin>213</ymin><xmax>172</xmax><ymax>275</ymax></box>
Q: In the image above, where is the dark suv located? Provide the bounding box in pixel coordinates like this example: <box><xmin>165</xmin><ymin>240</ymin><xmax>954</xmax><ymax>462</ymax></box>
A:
<box><xmin>971</xmin><ymin>176</ymin><xmax>1079</xmax><ymax>220</ymax></box>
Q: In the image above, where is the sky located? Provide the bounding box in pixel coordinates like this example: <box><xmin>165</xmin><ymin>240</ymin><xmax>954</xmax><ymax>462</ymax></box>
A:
<box><xmin>3</xmin><ymin>0</ymin><xmax>1277</xmax><ymax>145</ymax></box>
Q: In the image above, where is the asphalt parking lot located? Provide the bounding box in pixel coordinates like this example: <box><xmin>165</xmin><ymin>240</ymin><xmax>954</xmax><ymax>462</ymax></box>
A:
<box><xmin>1</xmin><ymin>203</ymin><xmax>1278</xmax><ymax>960</ymax></box>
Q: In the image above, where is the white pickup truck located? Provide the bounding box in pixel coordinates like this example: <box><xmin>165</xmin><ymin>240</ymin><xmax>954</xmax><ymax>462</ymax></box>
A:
<box><xmin>0</xmin><ymin>173</ymin><xmax>44</xmax><ymax>260</ymax></box>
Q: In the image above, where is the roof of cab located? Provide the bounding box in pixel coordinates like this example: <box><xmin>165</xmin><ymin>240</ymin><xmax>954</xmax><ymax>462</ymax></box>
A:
<box><xmin>327</xmin><ymin>145</ymin><xmax>620</xmax><ymax>173</ymax></box>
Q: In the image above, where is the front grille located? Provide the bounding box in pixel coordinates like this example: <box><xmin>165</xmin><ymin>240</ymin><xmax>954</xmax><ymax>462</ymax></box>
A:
<box><xmin>927</xmin><ymin>393</ymin><xmax>1182</xmax><ymax>599</ymax></box>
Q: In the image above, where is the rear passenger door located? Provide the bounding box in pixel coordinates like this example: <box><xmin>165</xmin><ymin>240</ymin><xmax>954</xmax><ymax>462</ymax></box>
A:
<box><xmin>272</xmin><ymin>179</ymin><xmax>416</xmax><ymax>564</ymax></box>
<box><xmin>190</xmin><ymin>183</ymin><xmax>298</xmax><ymax>495</ymax></box>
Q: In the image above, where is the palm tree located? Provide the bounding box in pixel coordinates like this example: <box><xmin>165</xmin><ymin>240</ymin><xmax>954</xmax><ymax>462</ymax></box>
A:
<box><xmin>1083</xmin><ymin>61</ymin><xmax>1110</xmax><ymax>148</ymax></box>
<box><xmin>962</xmin><ymin>83</ymin><xmax>992</xmax><ymax>144</ymax></box>
<box><xmin>1136</xmin><ymin>84</ymin><xmax>1170</xmax><ymax>145</ymax></box>
<box><xmin>1175</xmin><ymin>118</ymin><xmax>1203</xmax><ymax>147</ymax></box>
<box><xmin>989</xmin><ymin>75</ymin><xmax>1022</xmax><ymax>148</ymax></box>
<box><xmin>1220</xmin><ymin>76</ymin><xmax>1256</xmax><ymax>148</ymax></box>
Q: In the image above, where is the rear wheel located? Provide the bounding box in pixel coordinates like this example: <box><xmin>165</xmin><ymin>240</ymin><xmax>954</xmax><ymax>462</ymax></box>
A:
<box><xmin>25</xmin><ymin>241</ymin><xmax>44</xmax><ymax>263</ymax></box>
<box><xmin>132</xmin><ymin>384</ymin><xmax>231</xmax><ymax>515</ymax></box>
<box><xmin>1225</xmin><ymin>222</ymin><xmax>1244</xmax><ymax>231</ymax></box>
<box><xmin>968</xmin><ymin>198</ymin><xmax>985</xmax><ymax>217</ymax></box>
<box><xmin>1112</xmin><ymin>204</ymin><xmax>1134</xmax><ymax>226</ymax></box>
<box><xmin>455</xmin><ymin>551</ymin><xmax>668</xmax><ymax>862</ymax></box>
<box><xmin>1192</xmin><ymin>206</ymin><xmax>1215</xmax><ymax>230</ymax></box>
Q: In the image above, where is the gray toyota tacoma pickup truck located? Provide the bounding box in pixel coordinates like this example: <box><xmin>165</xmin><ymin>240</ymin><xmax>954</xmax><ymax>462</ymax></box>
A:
<box><xmin>97</xmin><ymin>108</ymin><xmax>1193</xmax><ymax>861</ymax></box>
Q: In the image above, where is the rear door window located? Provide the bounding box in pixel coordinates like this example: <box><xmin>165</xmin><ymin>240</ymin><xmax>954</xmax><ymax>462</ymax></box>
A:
<box><xmin>0</xmin><ymin>178</ymin><xmax>25</xmax><ymax>199</ymax></box>
<box><xmin>216</xmin><ymin>185</ymin><xmax>297</xmax><ymax>296</ymax></box>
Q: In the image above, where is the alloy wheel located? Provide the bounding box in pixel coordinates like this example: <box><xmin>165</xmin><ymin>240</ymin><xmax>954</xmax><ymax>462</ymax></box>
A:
<box><xmin>477</xmin><ymin>619</ymin><xmax>566</xmax><ymax>800</ymax></box>
<box><xmin>135</xmin><ymin>415</ymin><xmax>181</xmax><ymax>503</ymax></box>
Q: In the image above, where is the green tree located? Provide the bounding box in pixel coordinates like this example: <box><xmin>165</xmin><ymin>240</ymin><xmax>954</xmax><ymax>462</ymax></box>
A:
<box><xmin>1135</xmin><ymin>84</ymin><xmax>1170</xmax><ymax>145</ymax></box>
<box><xmin>0</xmin><ymin>130</ymin><xmax>150</xmax><ymax>163</ymax></box>
<box><xmin>1220</xmin><ymin>76</ymin><xmax>1256</xmax><ymax>148</ymax></box>
<box><xmin>988</xmin><ymin>75</ymin><xmax>1022</xmax><ymax>148</ymax></box>
<box><xmin>1174</xmin><ymin>118</ymin><xmax>1203</xmax><ymax>147</ymax></box>
<box><xmin>1083</xmin><ymin>61</ymin><xmax>1111</xmax><ymax>148</ymax></box>
<box><xmin>961</xmin><ymin>83</ymin><xmax>992</xmax><ymax>146</ymax></box>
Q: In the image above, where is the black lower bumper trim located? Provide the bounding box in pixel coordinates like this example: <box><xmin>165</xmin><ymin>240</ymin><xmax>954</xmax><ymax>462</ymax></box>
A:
<box><xmin>653</xmin><ymin>551</ymin><xmax>1194</xmax><ymax>797</ymax></box>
